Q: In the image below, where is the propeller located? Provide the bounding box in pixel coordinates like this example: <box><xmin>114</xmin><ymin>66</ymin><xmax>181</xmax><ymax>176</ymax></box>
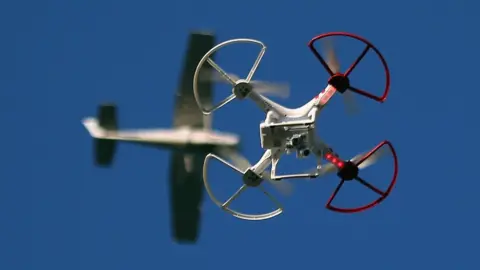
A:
<box><xmin>305</xmin><ymin>146</ymin><xmax>390</xmax><ymax>178</ymax></box>
<box><xmin>305</xmin><ymin>163</ymin><xmax>336</xmax><ymax>177</ymax></box>
<box><xmin>261</xmin><ymin>170</ymin><xmax>294</xmax><ymax>196</ymax></box>
<box><xmin>217</xmin><ymin>147</ymin><xmax>293</xmax><ymax>196</ymax></box>
<box><xmin>199</xmin><ymin>69</ymin><xmax>290</xmax><ymax>99</ymax></box>
<box><xmin>355</xmin><ymin>146</ymin><xmax>389</xmax><ymax>170</ymax></box>
<box><xmin>323</xmin><ymin>39</ymin><xmax>360</xmax><ymax>115</ymax></box>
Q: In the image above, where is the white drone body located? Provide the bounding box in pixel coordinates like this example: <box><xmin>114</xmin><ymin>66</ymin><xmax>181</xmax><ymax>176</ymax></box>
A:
<box><xmin>192</xmin><ymin>36</ymin><xmax>398</xmax><ymax>220</ymax></box>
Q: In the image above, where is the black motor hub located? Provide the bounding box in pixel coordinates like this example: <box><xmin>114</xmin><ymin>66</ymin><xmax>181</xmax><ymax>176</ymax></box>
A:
<box><xmin>328</xmin><ymin>74</ymin><xmax>350</xmax><ymax>94</ymax></box>
<box><xmin>337</xmin><ymin>161</ymin><xmax>359</xmax><ymax>181</ymax></box>
<box><xmin>243</xmin><ymin>169</ymin><xmax>263</xmax><ymax>187</ymax></box>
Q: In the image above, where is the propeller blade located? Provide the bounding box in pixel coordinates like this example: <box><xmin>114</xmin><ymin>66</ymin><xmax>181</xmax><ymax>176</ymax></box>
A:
<box><xmin>330</xmin><ymin>38</ymin><xmax>356</xmax><ymax>116</ymax></box>
<box><xmin>317</xmin><ymin>163</ymin><xmax>337</xmax><ymax>177</ymax></box>
<box><xmin>200</xmin><ymin>69</ymin><xmax>290</xmax><ymax>98</ymax></box>
<box><xmin>216</xmin><ymin>147</ymin><xmax>251</xmax><ymax>171</ymax></box>
<box><xmin>262</xmin><ymin>170</ymin><xmax>294</xmax><ymax>196</ymax></box>
<box><xmin>304</xmin><ymin>162</ymin><xmax>337</xmax><ymax>179</ymax></box>
<box><xmin>323</xmin><ymin>39</ymin><xmax>362</xmax><ymax>115</ymax></box>
<box><xmin>305</xmin><ymin>147</ymin><xmax>388</xmax><ymax>178</ymax></box>
<box><xmin>324</xmin><ymin>38</ymin><xmax>340</xmax><ymax>74</ymax></box>
<box><xmin>343</xmin><ymin>90</ymin><xmax>360</xmax><ymax>116</ymax></box>
<box><xmin>251</xmin><ymin>81</ymin><xmax>290</xmax><ymax>98</ymax></box>
<box><xmin>228</xmin><ymin>152</ymin><xmax>252</xmax><ymax>172</ymax></box>
<box><xmin>199</xmin><ymin>69</ymin><xmax>240</xmax><ymax>83</ymax></box>
<box><xmin>213</xmin><ymin>72</ymin><xmax>240</xmax><ymax>83</ymax></box>
<box><xmin>347</xmin><ymin>146</ymin><xmax>389</xmax><ymax>170</ymax></box>
<box><xmin>357</xmin><ymin>146</ymin><xmax>389</xmax><ymax>170</ymax></box>
<box><xmin>349</xmin><ymin>152</ymin><xmax>365</xmax><ymax>164</ymax></box>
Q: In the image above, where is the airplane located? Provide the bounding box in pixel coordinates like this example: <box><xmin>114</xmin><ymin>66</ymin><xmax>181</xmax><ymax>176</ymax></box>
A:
<box><xmin>82</xmin><ymin>32</ymin><xmax>289</xmax><ymax>243</ymax></box>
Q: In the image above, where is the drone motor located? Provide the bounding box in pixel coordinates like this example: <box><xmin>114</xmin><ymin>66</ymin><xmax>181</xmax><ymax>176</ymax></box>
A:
<box><xmin>337</xmin><ymin>161</ymin><xmax>359</xmax><ymax>181</ymax></box>
<box><xmin>242</xmin><ymin>169</ymin><xmax>263</xmax><ymax>187</ymax></box>
<box><xmin>232</xmin><ymin>79</ymin><xmax>253</xmax><ymax>99</ymax></box>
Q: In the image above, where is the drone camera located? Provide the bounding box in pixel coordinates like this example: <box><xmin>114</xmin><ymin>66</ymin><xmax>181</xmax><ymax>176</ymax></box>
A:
<box><xmin>297</xmin><ymin>147</ymin><xmax>310</xmax><ymax>158</ymax></box>
<box><xmin>291</xmin><ymin>137</ymin><xmax>300</xmax><ymax>146</ymax></box>
<box><xmin>290</xmin><ymin>133</ymin><xmax>307</xmax><ymax>147</ymax></box>
<box><xmin>301</xmin><ymin>148</ymin><xmax>310</xmax><ymax>156</ymax></box>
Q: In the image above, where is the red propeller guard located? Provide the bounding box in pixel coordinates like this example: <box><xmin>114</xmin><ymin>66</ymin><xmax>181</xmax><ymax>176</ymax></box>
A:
<box><xmin>308</xmin><ymin>32</ymin><xmax>391</xmax><ymax>103</ymax></box>
<box><xmin>326</xmin><ymin>140</ymin><xmax>398</xmax><ymax>213</ymax></box>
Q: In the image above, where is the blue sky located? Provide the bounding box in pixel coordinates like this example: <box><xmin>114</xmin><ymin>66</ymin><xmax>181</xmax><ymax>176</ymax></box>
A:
<box><xmin>1</xmin><ymin>0</ymin><xmax>479</xmax><ymax>269</ymax></box>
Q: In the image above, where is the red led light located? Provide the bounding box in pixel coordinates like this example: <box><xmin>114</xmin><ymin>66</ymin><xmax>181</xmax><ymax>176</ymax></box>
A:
<box><xmin>337</xmin><ymin>161</ymin><xmax>344</xmax><ymax>168</ymax></box>
<box><xmin>332</xmin><ymin>157</ymin><xmax>337</xmax><ymax>163</ymax></box>
<box><xmin>326</xmin><ymin>153</ymin><xmax>332</xmax><ymax>159</ymax></box>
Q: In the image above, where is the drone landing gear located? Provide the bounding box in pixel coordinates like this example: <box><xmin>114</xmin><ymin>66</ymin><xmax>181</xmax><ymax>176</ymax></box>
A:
<box><xmin>202</xmin><ymin>153</ymin><xmax>283</xmax><ymax>221</ymax></box>
<box><xmin>325</xmin><ymin>140</ymin><xmax>399</xmax><ymax>213</ymax></box>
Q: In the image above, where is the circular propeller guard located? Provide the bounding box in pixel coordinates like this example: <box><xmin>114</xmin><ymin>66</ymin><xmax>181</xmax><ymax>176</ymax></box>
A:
<box><xmin>193</xmin><ymin>38</ymin><xmax>267</xmax><ymax>115</ymax></box>
<box><xmin>326</xmin><ymin>140</ymin><xmax>398</xmax><ymax>213</ymax></box>
<box><xmin>308</xmin><ymin>32</ymin><xmax>391</xmax><ymax>103</ymax></box>
<box><xmin>203</xmin><ymin>153</ymin><xmax>283</xmax><ymax>221</ymax></box>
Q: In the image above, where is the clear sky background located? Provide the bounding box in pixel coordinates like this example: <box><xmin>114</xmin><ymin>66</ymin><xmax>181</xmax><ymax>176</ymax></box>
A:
<box><xmin>1</xmin><ymin>0</ymin><xmax>479</xmax><ymax>269</ymax></box>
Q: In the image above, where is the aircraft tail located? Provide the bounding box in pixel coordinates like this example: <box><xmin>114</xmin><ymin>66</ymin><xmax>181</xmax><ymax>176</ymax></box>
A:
<box><xmin>83</xmin><ymin>104</ymin><xmax>118</xmax><ymax>167</ymax></box>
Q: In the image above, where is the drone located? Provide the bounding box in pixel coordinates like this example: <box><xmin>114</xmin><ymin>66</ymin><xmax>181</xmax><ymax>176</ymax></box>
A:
<box><xmin>192</xmin><ymin>32</ymin><xmax>399</xmax><ymax>221</ymax></box>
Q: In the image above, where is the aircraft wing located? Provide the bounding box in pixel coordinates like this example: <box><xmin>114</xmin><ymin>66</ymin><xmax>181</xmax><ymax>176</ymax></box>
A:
<box><xmin>169</xmin><ymin>32</ymin><xmax>215</xmax><ymax>243</ymax></box>
<box><xmin>169</xmin><ymin>150</ymin><xmax>207</xmax><ymax>243</ymax></box>
<box><xmin>172</xmin><ymin>32</ymin><xmax>215</xmax><ymax>130</ymax></box>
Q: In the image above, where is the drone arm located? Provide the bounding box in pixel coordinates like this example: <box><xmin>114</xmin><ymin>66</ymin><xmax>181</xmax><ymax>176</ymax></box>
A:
<box><xmin>251</xmin><ymin>149</ymin><xmax>274</xmax><ymax>174</ymax></box>
<box><xmin>307</xmin><ymin>106</ymin><xmax>318</xmax><ymax>123</ymax></box>
<box><xmin>311</xmin><ymin>137</ymin><xmax>329</xmax><ymax>158</ymax></box>
<box><xmin>247</xmin><ymin>90</ymin><xmax>284</xmax><ymax>115</ymax></box>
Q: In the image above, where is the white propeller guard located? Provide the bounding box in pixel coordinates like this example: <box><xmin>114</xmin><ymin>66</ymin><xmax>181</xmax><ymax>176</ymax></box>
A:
<box><xmin>202</xmin><ymin>153</ymin><xmax>283</xmax><ymax>221</ymax></box>
<box><xmin>193</xmin><ymin>38</ymin><xmax>267</xmax><ymax>115</ymax></box>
